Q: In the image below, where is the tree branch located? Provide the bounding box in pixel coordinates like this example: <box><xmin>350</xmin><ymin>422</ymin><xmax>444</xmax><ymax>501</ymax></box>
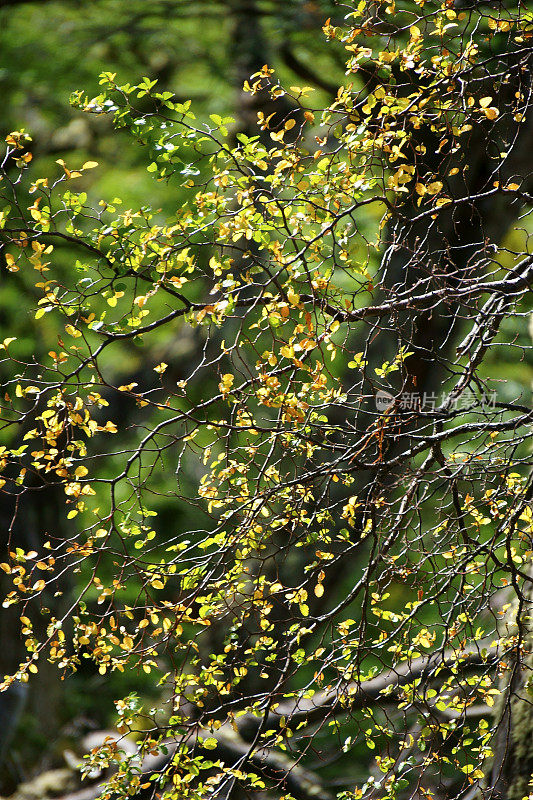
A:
<box><xmin>238</xmin><ymin>643</ymin><xmax>500</xmax><ymax>738</ymax></box>
<box><xmin>54</xmin><ymin>725</ymin><xmax>334</xmax><ymax>800</ymax></box>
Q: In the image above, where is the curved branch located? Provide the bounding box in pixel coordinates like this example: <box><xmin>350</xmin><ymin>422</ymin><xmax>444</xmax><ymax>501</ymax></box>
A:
<box><xmin>238</xmin><ymin>643</ymin><xmax>500</xmax><ymax>738</ymax></box>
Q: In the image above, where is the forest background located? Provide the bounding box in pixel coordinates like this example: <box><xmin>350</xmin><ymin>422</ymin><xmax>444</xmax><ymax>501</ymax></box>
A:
<box><xmin>0</xmin><ymin>2</ymin><xmax>532</xmax><ymax>800</ymax></box>
<box><xmin>0</xmin><ymin>0</ymin><xmax>373</xmax><ymax>782</ymax></box>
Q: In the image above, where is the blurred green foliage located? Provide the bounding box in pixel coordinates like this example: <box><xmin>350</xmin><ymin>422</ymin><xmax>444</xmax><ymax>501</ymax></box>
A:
<box><xmin>0</xmin><ymin>1</ymin><xmax>531</xmax><ymax>795</ymax></box>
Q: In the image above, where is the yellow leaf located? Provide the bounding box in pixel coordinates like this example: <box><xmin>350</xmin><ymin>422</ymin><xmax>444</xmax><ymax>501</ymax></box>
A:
<box><xmin>219</xmin><ymin>373</ymin><xmax>234</xmax><ymax>393</ymax></box>
<box><xmin>203</xmin><ymin>738</ymin><xmax>218</xmax><ymax>750</ymax></box>
<box><xmin>82</xmin><ymin>161</ymin><xmax>99</xmax><ymax>169</ymax></box>
<box><xmin>65</xmin><ymin>324</ymin><xmax>82</xmax><ymax>338</ymax></box>
<box><xmin>287</xmin><ymin>287</ymin><xmax>300</xmax><ymax>306</ymax></box>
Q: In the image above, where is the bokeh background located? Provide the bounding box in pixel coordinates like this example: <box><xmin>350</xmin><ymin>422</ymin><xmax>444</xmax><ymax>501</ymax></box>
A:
<box><xmin>0</xmin><ymin>1</ymin><xmax>531</xmax><ymax>795</ymax></box>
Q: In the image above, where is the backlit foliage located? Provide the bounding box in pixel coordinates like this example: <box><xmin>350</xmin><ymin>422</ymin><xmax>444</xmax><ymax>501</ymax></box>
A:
<box><xmin>1</xmin><ymin>2</ymin><xmax>532</xmax><ymax>799</ymax></box>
